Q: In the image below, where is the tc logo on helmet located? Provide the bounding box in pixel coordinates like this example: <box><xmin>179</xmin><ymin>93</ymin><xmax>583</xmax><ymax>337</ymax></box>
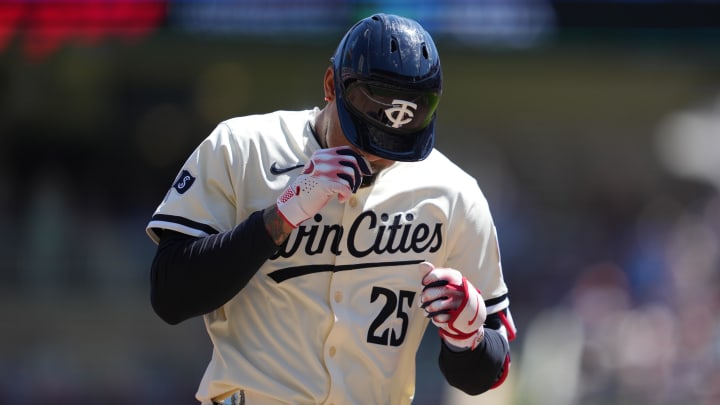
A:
<box><xmin>384</xmin><ymin>100</ymin><xmax>417</xmax><ymax>128</ymax></box>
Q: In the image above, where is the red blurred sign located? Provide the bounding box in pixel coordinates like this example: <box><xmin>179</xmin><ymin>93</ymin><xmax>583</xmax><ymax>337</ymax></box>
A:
<box><xmin>0</xmin><ymin>0</ymin><xmax>167</xmax><ymax>60</ymax></box>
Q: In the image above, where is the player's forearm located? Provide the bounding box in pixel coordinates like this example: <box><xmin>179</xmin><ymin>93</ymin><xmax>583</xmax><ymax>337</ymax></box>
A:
<box><xmin>150</xmin><ymin>209</ymin><xmax>279</xmax><ymax>324</ymax></box>
<box><xmin>263</xmin><ymin>204</ymin><xmax>295</xmax><ymax>245</ymax></box>
<box><xmin>438</xmin><ymin>327</ymin><xmax>510</xmax><ymax>395</ymax></box>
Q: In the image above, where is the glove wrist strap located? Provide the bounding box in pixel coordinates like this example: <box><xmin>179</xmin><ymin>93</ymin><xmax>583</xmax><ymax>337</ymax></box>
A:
<box><xmin>276</xmin><ymin>188</ymin><xmax>309</xmax><ymax>228</ymax></box>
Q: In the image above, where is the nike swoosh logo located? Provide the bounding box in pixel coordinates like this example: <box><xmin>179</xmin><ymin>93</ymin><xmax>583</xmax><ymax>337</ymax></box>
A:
<box><xmin>270</xmin><ymin>162</ymin><xmax>304</xmax><ymax>175</ymax></box>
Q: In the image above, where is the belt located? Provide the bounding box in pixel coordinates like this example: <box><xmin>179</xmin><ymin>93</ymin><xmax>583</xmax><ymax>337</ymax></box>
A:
<box><xmin>212</xmin><ymin>390</ymin><xmax>245</xmax><ymax>405</ymax></box>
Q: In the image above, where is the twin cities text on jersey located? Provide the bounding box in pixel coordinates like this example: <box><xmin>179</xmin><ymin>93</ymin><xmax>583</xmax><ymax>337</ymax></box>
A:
<box><xmin>270</xmin><ymin>210</ymin><xmax>443</xmax><ymax>259</ymax></box>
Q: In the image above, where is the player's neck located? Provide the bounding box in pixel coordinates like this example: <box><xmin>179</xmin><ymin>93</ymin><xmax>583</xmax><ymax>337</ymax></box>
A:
<box><xmin>311</xmin><ymin>109</ymin><xmax>329</xmax><ymax>148</ymax></box>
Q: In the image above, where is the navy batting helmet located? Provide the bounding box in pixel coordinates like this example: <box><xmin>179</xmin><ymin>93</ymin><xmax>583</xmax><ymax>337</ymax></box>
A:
<box><xmin>332</xmin><ymin>14</ymin><xmax>442</xmax><ymax>162</ymax></box>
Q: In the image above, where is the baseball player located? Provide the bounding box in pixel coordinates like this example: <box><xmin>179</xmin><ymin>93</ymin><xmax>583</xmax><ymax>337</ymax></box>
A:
<box><xmin>147</xmin><ymin>13</ymin><xmax>516</xmax><ymax>405</ymax></box>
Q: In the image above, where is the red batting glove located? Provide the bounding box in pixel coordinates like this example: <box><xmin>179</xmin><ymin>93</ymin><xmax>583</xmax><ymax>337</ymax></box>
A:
<box><xmin>276</xmin><ymin>147</ymin><xmax>371</xmax><ymax>227</ymax></box>
<box><xmin>419</xmin><ymin>261</ymin><xmax>487</xmax><ymax>350</ymax></box>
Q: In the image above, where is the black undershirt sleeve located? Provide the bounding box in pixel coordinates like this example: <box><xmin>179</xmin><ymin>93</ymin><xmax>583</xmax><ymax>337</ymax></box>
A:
<box><xmin>150</xmin><ymin>209</ymin><xmax>279</xmax><ymax>325</ymax></box>
<box><xmin>438</xmin><ymin>327</ymin><xmax>510</xmax><ymax>395</ymax></box>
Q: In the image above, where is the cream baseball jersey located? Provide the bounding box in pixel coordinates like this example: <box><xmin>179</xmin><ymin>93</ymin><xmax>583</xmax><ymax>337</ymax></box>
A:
<box><xmin>146</xmin><ymin>108</ymin><xmax>511</xmax><ymax>405</ymax></box>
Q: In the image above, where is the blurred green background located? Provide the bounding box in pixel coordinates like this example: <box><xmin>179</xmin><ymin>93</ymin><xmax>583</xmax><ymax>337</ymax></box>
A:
<box><xmin>1</xmin><ymin>1</ymin><xmax>720</xmax><ymax>404</ymax></box>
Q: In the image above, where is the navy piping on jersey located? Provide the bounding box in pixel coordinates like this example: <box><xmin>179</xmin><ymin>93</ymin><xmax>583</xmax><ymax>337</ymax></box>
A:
<box><xmin>484</xmin><ymin>294</ymin><xmax>507</xmax><ymax>308</ymax></box>
<box><xmin>151</xmin><ymin>213</ymin><xmax>219</xmax><ymax>235</ymax></box>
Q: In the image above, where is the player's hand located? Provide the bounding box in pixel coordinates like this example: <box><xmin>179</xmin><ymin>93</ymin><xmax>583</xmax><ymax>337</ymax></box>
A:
<box><xmin>276</xmin><ymin>147</ymin><xmax>371</xmax><ymax>227</ymax></box>
<box><xmin>419</xmin><ymin>261</ymin><xmax>487</xmax><ymax>350</ymax></box>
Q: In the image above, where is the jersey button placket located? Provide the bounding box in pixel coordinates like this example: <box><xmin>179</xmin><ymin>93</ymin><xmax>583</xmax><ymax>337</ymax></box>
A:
<box><xmin>323</xmin><ymin>189</ymin><xmax>366</xmax><ymax>405</ymax></box>
<box><xmin>324</xmin><ymin>257</ymin><xmax>345</xmax><ymax>404</ymax></box>
<box><xmin>322</xmin><ymin>331</ymin><xmax>345</xmax><ymax>405</ymax></box>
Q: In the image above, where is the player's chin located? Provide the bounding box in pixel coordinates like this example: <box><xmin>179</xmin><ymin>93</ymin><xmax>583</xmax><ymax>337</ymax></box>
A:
<box><xmin>360</xmin><ymin>173</ymin><xmax>378</xmax><ymax>188</ymax></box>
<box><xmin>361</xmin><ymin>162</ymin><xmax>394</xmax><ymax>188</ymax></box>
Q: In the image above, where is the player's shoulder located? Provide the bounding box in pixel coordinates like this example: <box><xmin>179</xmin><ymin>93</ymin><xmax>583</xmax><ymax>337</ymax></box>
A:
<box><xmin>220</xmin><ymin>109</ymin><xmax>313</xmax><ymax>129</ymax></box>
<box><xmin>212</xmin><ymin>109</ymin><xmax>315</xmax><ymax>145</ymax></box>
<box><xmin>408</xmin><ymin>149</ymin><xmax>476</xmax><ymax>184</ymax></box>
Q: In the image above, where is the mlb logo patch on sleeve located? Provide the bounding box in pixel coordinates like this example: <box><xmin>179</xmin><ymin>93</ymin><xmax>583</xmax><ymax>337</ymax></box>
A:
<box><xmin>173</xmin><ymin>170</ymin><xmax>195</xmax><ymax>194</ymax></box>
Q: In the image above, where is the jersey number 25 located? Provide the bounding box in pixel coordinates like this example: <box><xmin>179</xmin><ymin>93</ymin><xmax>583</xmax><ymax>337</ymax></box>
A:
<box><xmin>366</xmin><ymin>287</ymin><xmax>416</xmax><ymax>347</ymax></box>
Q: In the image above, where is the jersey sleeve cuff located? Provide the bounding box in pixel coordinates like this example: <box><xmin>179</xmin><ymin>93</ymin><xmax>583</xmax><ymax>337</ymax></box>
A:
<box><xmin>146</xmin><ymin>214</ymin><xmax>219</xmax><ymax>244</ymax></box>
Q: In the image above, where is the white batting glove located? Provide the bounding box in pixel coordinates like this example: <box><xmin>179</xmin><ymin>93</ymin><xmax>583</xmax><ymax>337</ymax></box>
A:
<box><xmin>276</xmin><ymin>147</ymin><xmax>371</xmax><ymax>227</ymax></box>
<box><xmin>419</xmin><ymin>261</ymin><xmax>487</xmax><ymax>350</ymax></box>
